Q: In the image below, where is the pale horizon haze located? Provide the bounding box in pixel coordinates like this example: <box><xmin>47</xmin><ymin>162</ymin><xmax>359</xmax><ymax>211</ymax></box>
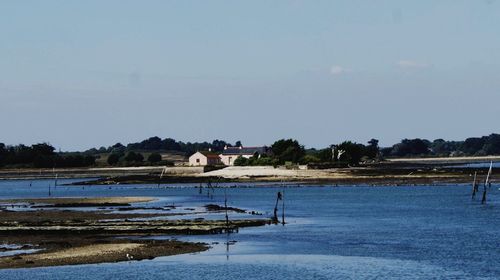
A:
<box><xmin>1</xmin><ymin>1</ymin><xmax>499</xmax><ymax>151</ymax></box>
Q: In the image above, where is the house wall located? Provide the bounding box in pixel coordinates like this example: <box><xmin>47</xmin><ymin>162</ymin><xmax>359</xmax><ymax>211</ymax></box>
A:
<box><xmin>189</xmin><ymin>152</ymin><xmax>208</xmax><ymax>166</ymax></box>
<box><xmin>189</xmin><ymin>152</ymin><xmax>221</xmax><ymax>166</ymax></box>
<box><xmin>220</xmin><ymin>154</ymin><xmax>252</xmax><ymax>166</ymax></box>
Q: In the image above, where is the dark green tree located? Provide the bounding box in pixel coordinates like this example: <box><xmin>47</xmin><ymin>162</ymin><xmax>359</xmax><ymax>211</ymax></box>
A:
<box><xmin>271</xmin><ymin>139</ymin><xmax>305</xmax><ymax>164</ymax></box>
<box><xmin>107</xmin><ymin>153</ymin><xmax>121</xmax><ymax>165</ymax></box>
<box><xmin>390</xmin><ymin>139</ymin><xmax>430</xmax><ymax>157</ymax></box>
<box><xmin>337</xmin><ymin>141</ymin><xmax>366</xmax><ymax>165</ymax></box>
<box><xmin>147</xmin><ymin>153</ymin><xmax>162</xmax><ymax>163</ymax></box>
<box><xmin>124</xmin><ymin>152</ymin><xmax>143</xmax><ymax>163</ymax></box>
<box><xmin>234</xmin><ymin>156</ymin><xmax>249</xmax><ymax>166</ymax></box>
<box><xmin>366</xmin><ymin>138</ymin><xmax>380</xmax><ymax>159</ymax></box>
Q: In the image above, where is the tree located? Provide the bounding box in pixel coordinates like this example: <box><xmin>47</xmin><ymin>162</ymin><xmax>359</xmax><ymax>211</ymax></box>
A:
<box><xmin>235</xmin><ymin>141</ymin><xmax>242</xmax><ymax>147</ymax></box>
<box><xmin>234</xmin><ymin>156</ymin><xmax>249</xmax><ymax>166</ymax></box>
<box><xmin>461</xmin><ymin>137</ymin><xmax>484</xmax><ymax>155</ymax></box>
<box><xmin>302</xmin><ymin>154</ymin><xmax>321</xmax><ymax>164</ymax></box>
<box><xmin>32</xmin><ymin>143</ymin><xmax>55</xmax><ymax>156</ymax></box>
<box><xmin>209</xmin><ymin>139</ymin><xmax>230</xmax><ymax>152</ymax></box>
<box><xmin>147</xmin><ymin>153</ymin><xmax>162</xmax><ymax>164</ymax></box>
<box><xmin>124</xmin><ymin>152</ymin><xmax>144</xmax><ymax>163</ymax></box>
<box><xmin>337</xmin><ymin>141</ymin><xmax>366</xmax><ymax>165</ymax></box>
<box><xmin>0</xmin><ymin>143</ymin><xmax>6</xmax><ymax>167</ymax></box>
<box><xmin>366</xmin><ymin>139</ymin><xmax>380</xmax><ymax>159</ymax></box>
<box><xmin>107</xmin><ymin>153</ymin><xmax>121</xmax><ymax>165</ymax></box>
<box><xmin>390</xmin><ymin>139</ymin><xmax>430</xmax><ymax>157</ymax></box>
<box><xmin>110</xmin><ymin>143</ymin><xmax>126</xmax><ymax>154</ymax></box>
<box><xmin>316</xmin><ymin>148</ymin><xmax>333</xmax><ymax>162</ymax></box>
<box><xmin>271</xmin><ymin>139</ymin><xmax>305</xmax><ymax>164</ymax></box>
<box><xmin>83</xmin><ymin>155</ymin><xmax>96</xmax><ymax>166</ymax></box>
<box><xmin>478</xmin><ymin>134</ymin><xmax>500</xmax><ymax>155</ymax></box>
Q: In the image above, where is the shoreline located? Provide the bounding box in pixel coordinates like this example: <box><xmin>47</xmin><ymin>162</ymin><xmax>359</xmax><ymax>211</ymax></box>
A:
<box><xmin>1</xmin><ymin>159</ymin><xmax>498</xmax><ymax>186</ymax></box>
<box><xmin>66</xmin><ymin>166</ymin><xmax>497</xmax><ymax>187</ymax></box>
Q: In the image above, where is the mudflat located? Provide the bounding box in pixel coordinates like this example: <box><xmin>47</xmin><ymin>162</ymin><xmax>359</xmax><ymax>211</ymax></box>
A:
<box><xmin>0</xmin><ymin>197</ymin><xmax>269</xmax><ymax>269</ymax></box>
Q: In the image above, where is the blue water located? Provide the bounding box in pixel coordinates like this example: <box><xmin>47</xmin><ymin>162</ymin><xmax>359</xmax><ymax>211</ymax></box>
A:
<box><xmin>447</xmin><ymin>161</ymin><xmax>500</xmax><ymax>168</ymax></box>
<box><xmin>0</xmin><ymin>179</ymin><xmax>499</xmax><ymax>279</ymax></box>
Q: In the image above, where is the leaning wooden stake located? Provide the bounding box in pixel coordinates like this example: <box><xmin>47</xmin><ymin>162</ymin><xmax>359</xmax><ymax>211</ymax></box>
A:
<box><xmin>481</xmin><ymin>184</ymin><xmax>487</xmax><ymax>204</ymax></box>
<box><xmin>472</xmin><ymin>171</ymin><xmax>478</xmax><ymax>199</ymax></box>
<box><xmin>482</xmin><ymin>161</ymin><xmax>493</xmax><ymax>204</ymax></box>
<box><xmin>157</xmin><ymin>167</ymin><xmax>166</xmax><ymax>188</ymax></box>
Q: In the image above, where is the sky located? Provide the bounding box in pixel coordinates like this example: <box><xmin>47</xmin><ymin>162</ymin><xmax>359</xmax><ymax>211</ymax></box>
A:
<box><xmin>1</xmin><ymin>0</ymin><xmax>499</xmax><ymax>151</ymax></box>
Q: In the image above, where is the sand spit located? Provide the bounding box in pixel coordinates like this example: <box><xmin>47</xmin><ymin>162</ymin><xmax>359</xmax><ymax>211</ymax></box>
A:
<box><xmin>197</xmin><ymin>166</ymin><xmax>475</xmax><ymax>185</ymax></box>
<box><xmin>0</xmin><ymin>237</ymin><xmax>207</xmax><ymax>269</ymax></box>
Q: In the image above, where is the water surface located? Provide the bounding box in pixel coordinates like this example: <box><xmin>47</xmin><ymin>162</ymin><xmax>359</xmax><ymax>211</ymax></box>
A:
<box><xmin>0</xmin><ymin>179</ymin><xmax>498</xmax><ymax>279</ymax></box>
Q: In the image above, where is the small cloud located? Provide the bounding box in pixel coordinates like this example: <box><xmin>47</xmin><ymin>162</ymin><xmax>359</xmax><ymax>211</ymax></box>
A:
<box><xmin>330</xmin><ymin>65</ymin><xmax>351</xmax><ymax>75</ymax></box>
<box><xmin>397</xmin><ymin>60</ymin><xmax>430</xmax><ymax>69</ymax></box>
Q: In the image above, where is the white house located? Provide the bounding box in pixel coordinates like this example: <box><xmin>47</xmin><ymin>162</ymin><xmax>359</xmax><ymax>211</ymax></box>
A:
<box><xmin>188</xmin><ymin>151</ymin><xmax>221</xmax><ymax>166</ymax></box>
<box><xmin>219</xmin><ymin>146</ymin><xmax>271</xmax><ymax>166</ymax></box>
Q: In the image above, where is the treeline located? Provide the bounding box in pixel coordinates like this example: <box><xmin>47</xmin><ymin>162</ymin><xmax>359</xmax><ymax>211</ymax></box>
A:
<box><xmin>2</xmin><ymin>133</ymin><xmax>498</xmax><ymax>168</ymax></box>
<box><xmin>105</xmin><ymin>151</ymin><xmax>173</xmax><ymax>167</ymax></box>
<box><xmin>382</xmin><ymin>134</ymin><xmax>500</xmax><ymax>157</ymax></box>
<box><xmin>85</xmin><ymin>136</ymin><xmax>238</xmax><ymax>156</ymax></box>
<box><xmin>96</xmin><ymin>137</ymin><xmax>241</xmax><ymax>167</ymax></box>
<box><xmin>0</xmin><ymin>143</ymin><xmax>95</xmax><ymax>168</ymax></box>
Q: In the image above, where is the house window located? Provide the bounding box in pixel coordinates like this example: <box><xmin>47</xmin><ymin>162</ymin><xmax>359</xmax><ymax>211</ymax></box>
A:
<box><xmin>196</xmin><ymin>159</ymin><xmax>200</xmax><ymax>163</ymax></box>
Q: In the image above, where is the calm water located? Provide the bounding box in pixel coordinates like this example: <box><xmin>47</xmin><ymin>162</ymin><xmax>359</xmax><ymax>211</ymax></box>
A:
<box><xmin>447</xmin><ymin>161</ymin><xmax>500</xmax><ymax>168</ymax></box>
<box><xmin>0</xmin><ymin>179</ymin><xmax>499</xmax><ymax>279</ymax></box>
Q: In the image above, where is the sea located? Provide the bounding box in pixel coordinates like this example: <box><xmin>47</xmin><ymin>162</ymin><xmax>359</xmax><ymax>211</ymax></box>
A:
<box><xmin>0</xmin><ymin>179</ymin><xmax>498</xmax><ymax>279</ymax></box>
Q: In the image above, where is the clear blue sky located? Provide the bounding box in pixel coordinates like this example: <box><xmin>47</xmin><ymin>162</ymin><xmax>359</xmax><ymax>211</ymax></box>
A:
<box><xmin>1</xmin><ymin>1</ymin><xmax>499</xmax><ymax>151</ymax></box>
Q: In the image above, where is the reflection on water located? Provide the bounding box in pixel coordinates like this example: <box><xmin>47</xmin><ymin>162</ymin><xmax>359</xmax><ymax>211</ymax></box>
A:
<box><xmin>0</xmin><ymin>179</ymin><xmax>499</xmax><ymax>279</ymax></box>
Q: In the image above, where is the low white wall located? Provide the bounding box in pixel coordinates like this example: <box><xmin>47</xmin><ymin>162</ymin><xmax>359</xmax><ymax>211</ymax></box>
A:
<box><xmin>164</xmin><ymin>167</ymin><xmax>205</xmax><ymax>175</ymax></box>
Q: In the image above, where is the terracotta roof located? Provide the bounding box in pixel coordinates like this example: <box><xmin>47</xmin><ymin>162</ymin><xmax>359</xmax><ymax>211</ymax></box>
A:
<box><xmin>199</xmin><ymin>151</ymin><xmax>220</xmax><ymax>158</ymax></box>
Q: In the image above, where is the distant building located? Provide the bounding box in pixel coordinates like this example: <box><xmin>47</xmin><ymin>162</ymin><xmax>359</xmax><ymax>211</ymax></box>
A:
<box><xmin>220</xmin><ymin>145</ymin><xmax>271</xmax><ymax>166</ymax></box>
<box><xmin>188</xmin><ymin>151</ymin><xmax>221</xmax><ymax>166</ymax></box>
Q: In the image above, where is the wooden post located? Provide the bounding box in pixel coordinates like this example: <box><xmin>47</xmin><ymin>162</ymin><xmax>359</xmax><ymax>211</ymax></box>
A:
<box><xmin>157</xmin><ymin>167</ymin><xmax>166</xmax><ymax>188</ymax></box>
<box><xmin>481</xmin><ymin>184</ymin><xmax>487</xmax><ymax>204</ymax></box>
<box><xmin>472</xmin><ymin>171</ymin><xmax>477</xmax><ymax>199</ymax></box>
<box><xmin>273</xmin><ymin>191</ymin><xmax>281</xmax><ymax>224</ymax></box>
<box><xmin>482</xmin><ymin>161</ymin><xmax>493</xmax><ymax>204</ymax></box>
<box><xmin>281</xmin><ymin>189</ymin><xmax>285</xmax><ymax>226</ymax></box>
